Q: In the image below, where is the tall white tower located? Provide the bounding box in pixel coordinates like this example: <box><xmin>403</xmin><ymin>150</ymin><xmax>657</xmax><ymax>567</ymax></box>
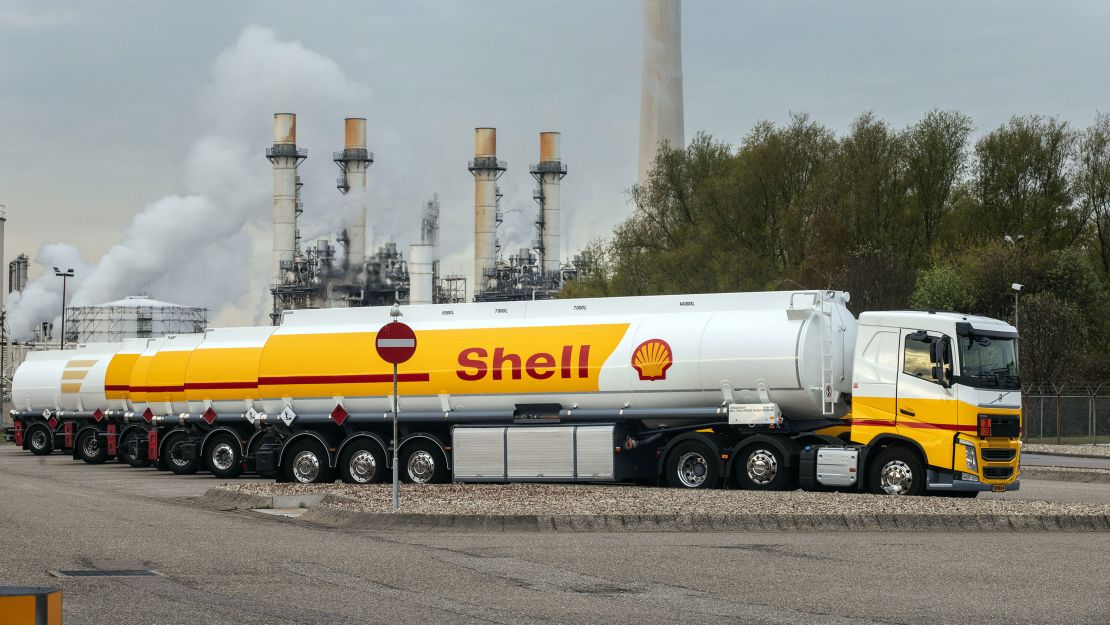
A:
<box><xmin>638</xmin><ymin>0</ymin><xmax>684</xmax><ymax>186</ymax></box>
<box><xmin>530</xmin><ymin>132</ymin><xmax>567</xmax><ymax>275</ymax></box>
<box><xmin>334</xmin><ymin>117</ymin><xmax>374</xmax><ymax>269</ymax></box>
<box><xmin>266</xmin><ymin>113</ymin><xmax>306</xmax><ymax>287</ymax></box>
<box><xmin>469</xmin><ymin>128</ymin><xmax>506</xmax><ymax>297</ymax></box>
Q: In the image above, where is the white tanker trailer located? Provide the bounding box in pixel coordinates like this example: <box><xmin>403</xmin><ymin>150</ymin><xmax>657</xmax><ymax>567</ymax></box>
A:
<box><xmin>8</xmin><ymin>290</ymin><xmax>1022</xmax><ymax>495</ymax></box>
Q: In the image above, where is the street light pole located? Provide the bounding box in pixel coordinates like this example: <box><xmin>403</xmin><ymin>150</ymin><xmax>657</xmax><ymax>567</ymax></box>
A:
<box><xmin>53</xmin><ymin>267</ymin><xmax>74</xmax><ymax>349</ymax></box>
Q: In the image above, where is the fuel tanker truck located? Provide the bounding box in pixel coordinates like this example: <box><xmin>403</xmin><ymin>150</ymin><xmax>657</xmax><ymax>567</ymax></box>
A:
<box><xmin>8</xmin><ymin>290</ymin><xmax>1022</xmax><ymax>495</ymax></box>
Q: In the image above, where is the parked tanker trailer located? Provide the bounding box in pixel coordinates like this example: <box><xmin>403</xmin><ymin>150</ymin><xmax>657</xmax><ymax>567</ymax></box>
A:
<box><xmin>8</xmin><ymin>290</ymin><xmax>1021</xmax><ymax>495</ymax></box>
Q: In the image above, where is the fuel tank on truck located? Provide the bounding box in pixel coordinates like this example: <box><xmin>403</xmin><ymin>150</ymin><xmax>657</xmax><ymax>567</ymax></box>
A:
<box><xmin>257</xmin><ymin>290</ymin><xmax>857</xmax><ymax>422</ymax></box>
<box><xmin>12</xmin><ymin>342</ymin><xmax>120</xmax><ymax>413</ymax></box>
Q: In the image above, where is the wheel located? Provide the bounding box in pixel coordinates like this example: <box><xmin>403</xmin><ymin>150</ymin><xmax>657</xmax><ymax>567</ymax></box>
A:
<box><xmin>160</xmin><ymin>434</ymin><xmax>199</xmax><ymax>475</ymax></box>
<box><xmin>76</xmin><ymin>430</ymin><xmax>108</xmax><ymax>464</ymax></box>
<box><xmin>868</xmin><ymin>447</ymin><xmax>925</xmax><ymax>496</ymax></box>
<box><xmin>339</xmin><ymin>440</ymin><xmax>386</xmax><ymax>484</ymax></box>
<box><xmin>734</xmin><ymin>444</ymin><xmax>795</xmax><ymax>491</ymax></box>
<box><xmin>119</xmin><ymin>431</ymin><xmax>151</xmax><ymax>468</ymax></box>
<box><xmin>26</xmin><ymin>425</ymin><xmax>54</xmax><ymax>456</ymax></box>
<box><xmin>205</xmin><ymin>432</ymin><xmax>243</xmax><ymax>479</ymax></box>
<box><xmin>283</xmin><ymin>438</ymin><xmax>334</xmax><ymax>484</ymax></box>
<box><xmin>400</xmin><ymin>441</ymin><xmax>448</xmax><ymax>484</ymax></box>
<box><xmin>665</xmin><ymin>441</ymin><xmax>719</xmax><ymax>489</ymax></box>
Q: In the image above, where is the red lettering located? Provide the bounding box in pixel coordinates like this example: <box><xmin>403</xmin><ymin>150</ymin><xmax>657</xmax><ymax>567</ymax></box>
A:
<box><xmin>456</xmin><ymin>347</ymin><xmax>488</xmax><ymax>381</ymax></box>
<box><xmin>578</xmin><ymin>345</ymin><xmax>591</xmax><ymax>378</ymax></box>
<box><xmin>492</xmin><ymin>347</ymin><xmax>522</xmax><ymax>380</ymax></box>
<box><xmin>526</xmin><ymin>353</ymin><xmax>555</xmax><ymax>379</ymax></box>
<box><xmin>561</xmin><ymin>346</ymin><xmax>573</xmax><ymax>379</ymax></box>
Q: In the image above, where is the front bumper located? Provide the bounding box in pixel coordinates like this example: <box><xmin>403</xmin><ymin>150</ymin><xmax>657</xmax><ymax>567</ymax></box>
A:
<box><xmin>927</xmin><ymin>468</ymin><xmax>1020</xmax><ymax>492</ymax></box>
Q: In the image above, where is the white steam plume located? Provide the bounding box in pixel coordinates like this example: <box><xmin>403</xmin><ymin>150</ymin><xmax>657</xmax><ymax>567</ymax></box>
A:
<box><xmin>6</xmin><ymin>25</ymin><xmax>372</xmax><ymax>340</ymax></box>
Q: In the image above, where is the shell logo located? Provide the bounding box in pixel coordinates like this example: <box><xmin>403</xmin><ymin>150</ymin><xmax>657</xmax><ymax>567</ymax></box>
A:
<box><xmin>632</xmin><ymin>338</ymin><xmax>673</xmax><ymax>381</ymax></box>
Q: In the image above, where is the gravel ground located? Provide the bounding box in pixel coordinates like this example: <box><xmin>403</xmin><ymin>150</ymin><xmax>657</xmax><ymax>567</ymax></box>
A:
<box><xmin>221</xmin><ymin>482</ymin><xmax>1110</xmax><ymax>517</ymax></box>
<box><xmin>1025</xmin><ymin>443</ymin><xmax>1110</xmax><ymax>458</ymax></box>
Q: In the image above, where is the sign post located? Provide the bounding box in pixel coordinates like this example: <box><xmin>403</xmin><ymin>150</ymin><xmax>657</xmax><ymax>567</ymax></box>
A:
<box><xmin>375</xmin><ymin>304</ymin><xmax>417</xmax><ymax>512</ymax></box>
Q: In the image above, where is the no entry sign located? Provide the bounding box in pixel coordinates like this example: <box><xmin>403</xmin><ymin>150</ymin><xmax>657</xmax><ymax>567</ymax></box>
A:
<box><xmin>376</xmin><ymin>321</ymin><xmax>417</xmax><ymax>364</ymax></box>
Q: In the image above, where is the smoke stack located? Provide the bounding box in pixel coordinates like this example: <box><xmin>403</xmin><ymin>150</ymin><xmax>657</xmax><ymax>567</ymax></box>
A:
<box><xmin>334</xmin><ymin>118</ymin><xmax>374</xmax><ymax>268</ymax></box>
<box><xmin>468</xmin><ymin>128</ymin><xmax>506</xmax><ymax>297</ymax></box>
<box><xmin>638</xmin><ymin>0</ymin><xmax>684</xmax><ymax>185</ymax></box>
<box><xmin>408</xmin><ymin>195</ymin><xmax>439</xmax><ymax>305</ymax></box>
<box><xmin>266</xmin><ymin>113</ymin><xmax>306</xmax><ymax>287</ymax></box>
<box><xmin>530</xmin><ymin>132</ymin><xmax>567</xmax><ymax>275</ymax></box>
<box><xmin>8</xmin><ymin>254</ymin><xmax>28</xmax><ymax>294</ymax></box>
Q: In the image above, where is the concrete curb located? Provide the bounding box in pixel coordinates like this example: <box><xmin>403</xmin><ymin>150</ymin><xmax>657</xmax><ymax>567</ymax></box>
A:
<box><xmin>295</xmin><ymin>507</ymin><xmax>1110</xmax><ymax>532</ymax></box>
<box><xmin>1021</xmin><ymin>467</ymin><xmax>1110</xmax><ymax>484</ymax></box>
<box><xmin>196</xmin><ymin>488</ymin><xmax>327</xmax><ymax>511</ymax></box>
<box><xmin>196</xmin><ymin>488</ymin><xmax>1110</xmax><ymax>533</ymax></box>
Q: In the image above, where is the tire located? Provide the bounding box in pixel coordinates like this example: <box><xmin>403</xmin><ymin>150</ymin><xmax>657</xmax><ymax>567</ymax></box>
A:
<box><xmin>76</xmin><ymin>430</ymin><xmax>108</xmax><ymax>464</ymax></box>
<box><xmin>867</xmin><ymin>446</ymin><xmax>925</xmax><ymax>496</ymax></box>
<box><xmin>665</xmin><ymin>441</ymin><xmax>719</xmax><ymax>489</ymax></box>
<box><xmin>26</xmin><ymin>425</ymin><xmax>54</xmax><ymax>456</ymax></box>
<box><xmin>283</xmin><ymin>438</ymin><xmax>334</xmax><ymax>484</ymax></box>
<box><xmin>160</xmin><ymin>434</ymin><xmax>199</xmax><ymax>475</ymax></box>
<box><xmin>119</xmin><ymin>431</ymin><xmax>152</xmax><ymax>468</ymax></box>
<box><xmin>734</xmin><ymin>444</ymin><xmax>795</xmax><ymax>491</ymax></box>
<box><xmin>204</xmin><ymin>432</ymin><xmax>243</xmax><ymax>479</ymax></box>
<box><xmin>400</xmin><ymin>441</ymin><xmax>448</xmax><ymax>484</ymax></box>
<box><xmin>339</xmin><ymin>440</ymin><xmax>386</xmax><ymax>484</ymax></box>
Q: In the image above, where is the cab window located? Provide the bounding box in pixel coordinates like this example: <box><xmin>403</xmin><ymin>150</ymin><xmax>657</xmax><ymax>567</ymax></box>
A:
<box><xmin>903</xmin><ymin>334</ymin><xmax>939</xmax><ymax>382</ymax></box>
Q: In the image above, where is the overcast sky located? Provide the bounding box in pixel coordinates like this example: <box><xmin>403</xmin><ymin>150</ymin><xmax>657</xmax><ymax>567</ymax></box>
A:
<box><xmin>1</xmin><ymin>0</ymin><xmax>1108</xmax><ymax>329</ymax></box>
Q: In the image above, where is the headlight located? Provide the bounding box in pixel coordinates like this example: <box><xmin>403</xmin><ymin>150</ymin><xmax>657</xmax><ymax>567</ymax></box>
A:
<box><xmin>959</xmin><ymin>440</ymin><xmax>978</xmax><ymax>472</ymax></box>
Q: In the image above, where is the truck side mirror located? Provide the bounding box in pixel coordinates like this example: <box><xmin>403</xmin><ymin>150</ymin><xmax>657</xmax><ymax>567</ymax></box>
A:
<box><xmin>931</xmin><ymin>338</ymin><xmax>952</xmax><ymax>387</ymax></box>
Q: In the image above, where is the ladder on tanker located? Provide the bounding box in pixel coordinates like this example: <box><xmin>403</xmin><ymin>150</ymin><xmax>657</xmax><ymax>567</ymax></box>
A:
<box><xmin>788</xmin><ymin>291</ymin><xmax>837</xmax><ymax>416</ymax></box>
<box><xmin>818</xmin><ymin>293</ymin><xmax>836</xmax><ymax>415</ymax></box>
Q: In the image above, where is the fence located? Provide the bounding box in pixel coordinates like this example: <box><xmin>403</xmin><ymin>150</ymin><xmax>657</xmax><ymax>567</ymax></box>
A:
<box><xmin>1022</xmin><ymin>393</ymin><xmax>1110</xmax><ymax>445</ymax></box>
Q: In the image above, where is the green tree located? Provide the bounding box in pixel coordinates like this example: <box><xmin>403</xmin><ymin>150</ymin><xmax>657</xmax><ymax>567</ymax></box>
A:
<box><xmin>1076</xmin><ymin>112</ymin><xmax>1110</xmax><ymax>276</ymax></box>
<box><xmin>903</xmin><ymin>110</ymin><xmax>973</xmax><ymax>250</ymax></box>
<box><xmin>974</xmin><ymin>116</ymin><xmax>1081</xmax><ymax>245</ymax></box>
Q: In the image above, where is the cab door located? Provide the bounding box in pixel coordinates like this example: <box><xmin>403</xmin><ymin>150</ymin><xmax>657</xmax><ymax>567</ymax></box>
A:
<box><xmin>896</xmin><ymin>330</ymin><xmax>958</xmax><ymax>468</ymax></box>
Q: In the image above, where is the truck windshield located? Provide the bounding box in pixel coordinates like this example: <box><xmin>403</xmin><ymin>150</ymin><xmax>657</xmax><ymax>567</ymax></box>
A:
<box><xmin>957</xmin><ymin>332</ymin><xmax>1019</xmax><ymax>390</ymax></box>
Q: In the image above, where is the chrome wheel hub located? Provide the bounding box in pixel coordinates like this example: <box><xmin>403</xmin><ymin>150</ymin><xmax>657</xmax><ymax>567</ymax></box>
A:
<box><xmin>169</xmin><ymin>442</ymin><xmax>190</xmax><ymax>467</ymax></box>
<box><xmin>292</xmin><ymin>450</ymin><xmax>321</xmax><ymax>483</ymax></box>
<box><xmin>211</xmin><ymin>443</ymin><xmax>235</xmax><ymax>471</ymax></box>
<box><xmin>82</xmin><ymin>435</ymin><xmax>99</xmax><ymax>457</ymax></box>
<box><xmin>880</xmin><ymin>460</ymin><xmax>913</xmax><ymax>495</ymax></box>
<box><xmin>676</xmin><ymin>451</ymin><xmax>709</xmax><ymax>488</ymax></box>
<box><xmin>746</xmin><ymin>449</ymin><xmax>778</xmax><ymax>485</ymax></box>
<box><xmin>349</xmin><ymin>450</ymin><xmax>378</xmax><ymax>483</ymax></box>
<box><xmin>31</xmin><ymin>430</ymin><xmax>48</xmax><ymax>450</ymax></box>
<box><xmin>406</xmin><ymin>450</ymin><xmax>435</xmax><ymax>483</ymax></box>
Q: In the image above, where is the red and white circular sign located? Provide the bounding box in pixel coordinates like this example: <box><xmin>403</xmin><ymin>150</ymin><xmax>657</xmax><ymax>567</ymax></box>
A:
<box><xmin>375</xmin><ymin>321</ymin><xmax>417</xmax><ymax>364</ymax></box>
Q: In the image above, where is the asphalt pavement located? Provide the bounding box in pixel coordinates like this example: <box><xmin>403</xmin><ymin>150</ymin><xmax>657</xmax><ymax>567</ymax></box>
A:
<box><xmin>1</xmin><ymin>446</ymin><xmax>1108</xmax><ymax>625</ymax></box>
<box><xmin>1021</xmin><ymin>452</ymin><xmax>1110</xmax><ymax>469</ymax></box>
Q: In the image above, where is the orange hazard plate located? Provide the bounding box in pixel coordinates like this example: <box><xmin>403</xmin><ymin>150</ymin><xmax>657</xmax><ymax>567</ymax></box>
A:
<box><xmin>992</xmin><ymin>485</ymin><xmax>1006</xmax><ymax>493</ymax></box>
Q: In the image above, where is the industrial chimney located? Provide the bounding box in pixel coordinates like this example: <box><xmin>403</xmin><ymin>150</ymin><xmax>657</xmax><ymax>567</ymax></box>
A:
<box><xmin>266</xmin><ymin>113</ymin><xmax>306</xmax><ymax>287</ymax></box>
<box><xmin>468</xmin><ymin>128</ymin><xmax>506</xmax><ymax>297</ymax></box>
<box><xmin>334</xmin><ymin>118</ymin><xmax>374</xmax><ymax>269</ymax></box>
<box><xmin>530</xmin><ymin>132</ymin><xmax>567</xmax><ymax>275</ymax></box>
<box><xmin>408</xmin><ymin>195</ymin><xmax>440</xmax><ymax>305</ymax></box>
<box><xmin>638</xmin><ymin>0</ymin><xmax>684</xmax><ymax>186</ymax></box>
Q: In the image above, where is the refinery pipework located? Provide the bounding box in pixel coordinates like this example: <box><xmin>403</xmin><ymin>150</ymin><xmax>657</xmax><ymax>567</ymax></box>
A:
<box><xmin>468</xmin><ymin>128</ymin><xmax>506</xmax><ymax>298</ymax></box>
<box><xmin>334</xmin><ymin>117</ymin><xmax>374</xmax><ymax>269</ymax></box>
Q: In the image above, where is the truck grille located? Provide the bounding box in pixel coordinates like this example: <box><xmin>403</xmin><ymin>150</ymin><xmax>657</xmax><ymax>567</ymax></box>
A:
<box><xmin>983</xmin><ymin>466</ymin><xmax>1014</xmax><ymax>480</ymax></box>
<box><xmin>981</xmin><ymin>448</ymin><xmax>1016</xmax><ymax>462</ymax></box>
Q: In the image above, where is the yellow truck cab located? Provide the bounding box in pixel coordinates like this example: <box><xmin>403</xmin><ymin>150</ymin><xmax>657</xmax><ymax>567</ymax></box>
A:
<box><xmin>849</xmin><ymin>311</ymin><xmax>1021</xmax><ymax>495</ymax></box>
